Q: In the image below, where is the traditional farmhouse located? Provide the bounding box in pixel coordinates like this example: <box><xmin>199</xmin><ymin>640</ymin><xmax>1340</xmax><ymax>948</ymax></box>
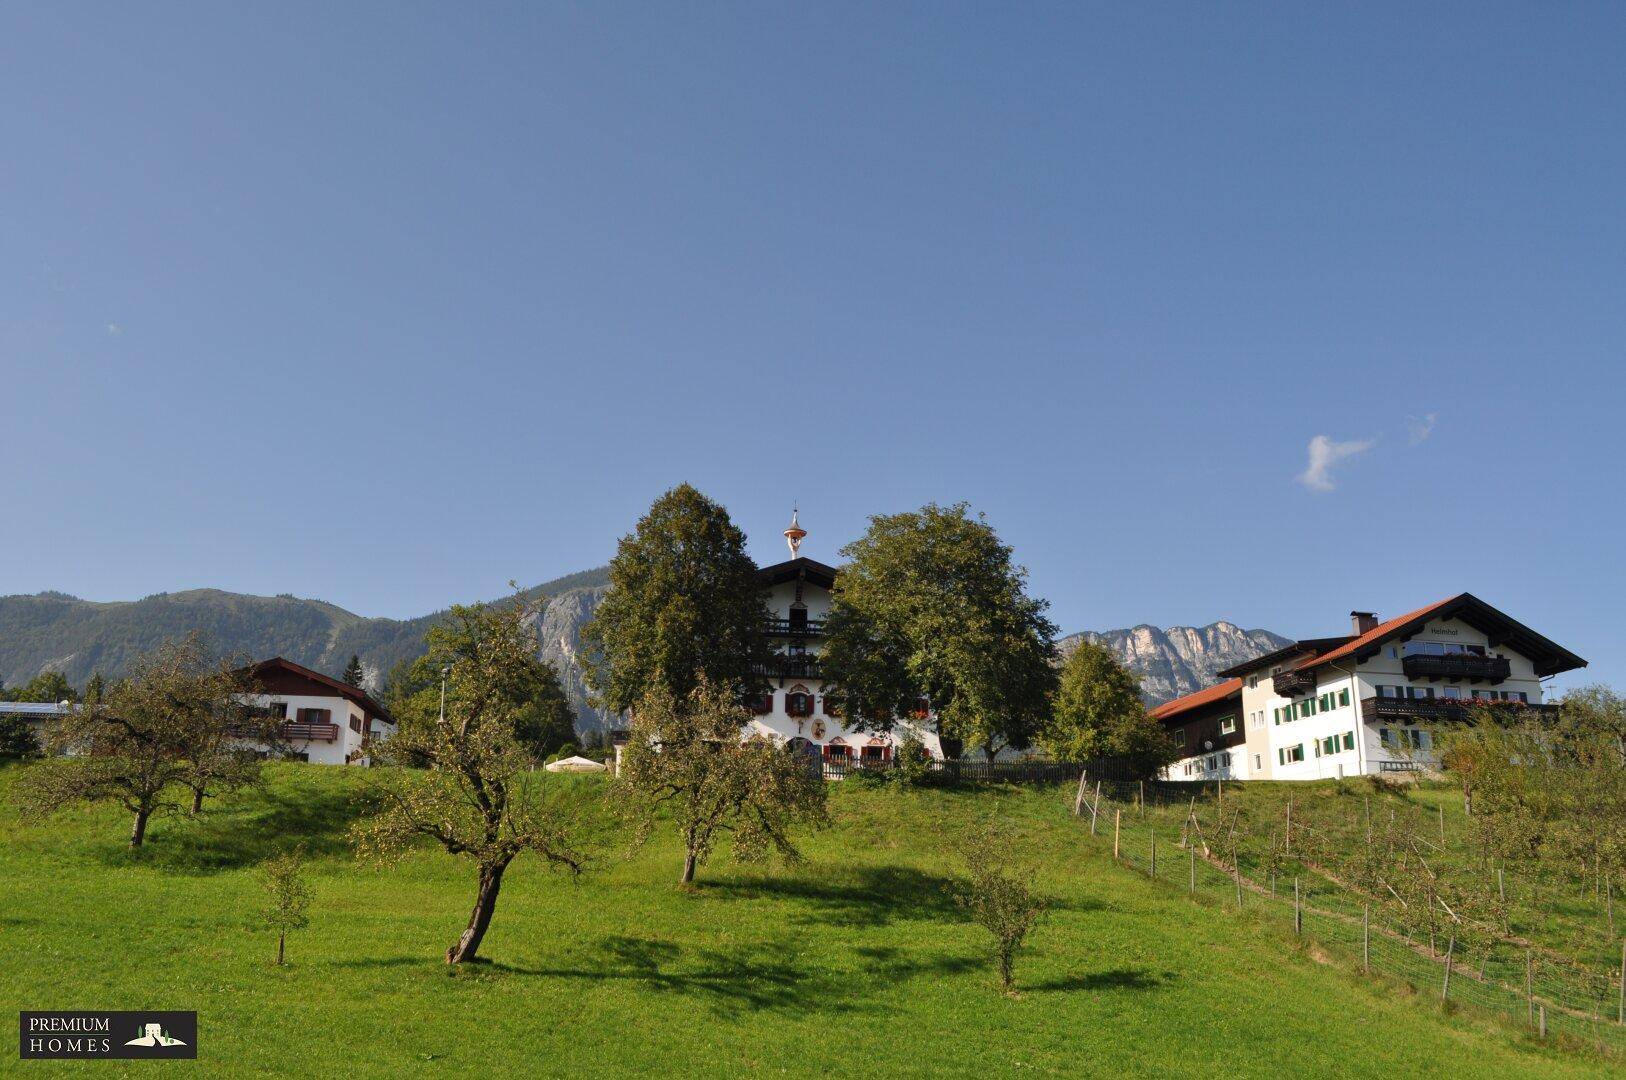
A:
<box><xmin>1152</xmin><ymin>594</ymin><xmax>1586</xmax><ymax>781</ymax></box>
<box><xmin>239</xmin><ymin>657</ymin><xmax>396</xmax><ymax>765</ymax></box>
<box><xmin>744</xmin><ymin>512</ymin><xmax>943</xmax><ymax>766</ymax></box>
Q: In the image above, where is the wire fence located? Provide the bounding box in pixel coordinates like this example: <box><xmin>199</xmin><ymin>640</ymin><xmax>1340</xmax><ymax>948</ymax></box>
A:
<box><xmin>1067</xmin><ymin>774</ymin><xmax>1626</xmax><ymax>1056</ymax></box>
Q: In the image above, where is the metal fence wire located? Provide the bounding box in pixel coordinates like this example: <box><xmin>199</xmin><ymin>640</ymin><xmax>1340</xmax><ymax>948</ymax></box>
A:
<box><xmin>1067</xmin><ymin>774</ymin><xmax>1626</xmax><ymax>1056</ymax></box>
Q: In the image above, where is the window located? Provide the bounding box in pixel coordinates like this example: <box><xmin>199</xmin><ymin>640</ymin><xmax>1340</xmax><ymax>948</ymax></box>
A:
<box><xmin>296</xmin><ymin>708</ymin><xmax>332</xmax><ymax>725</ymax></box>
<box><xmin>1300</xmin><ymin>698</ymin><xmax>1317</xmax><ymax>717</ymax></box>
<box><xmin>1219</xmin><ymin>716</ymin><xmax>1236</xmax><ymax>735</ymax></box>
<box><xmin>1247</xmin><ymin>674</ymin><xmax>1259</xmax><ymax>689</ymax></box>
<box><xmin>268</xmin><ymin>701</ymin><xmax>288</xmax><ymax>719</ymax></box>
<box><xmin>1220</xmin><ymin>752</ymin><xmax>1232</xmax><ymax>767</ymax></box>
<box><xmin>1342</xmin><ymin>731</ymin><xmax>1355</xmax><ymax>751</ymax></box>
<box><xmin>1441</xmin><ymin>687</ymin><xmax>1461</xmax><ymax>700</ymax></box>
<box><xmin>349</xmin><ymin>714</ymin><xmax>362</xmax><ymax>733</ymax></box>
<box><xmin>1174</xmin><ymin>729</ymin><xmax>1187</xmax><ymax>747</ymax></box>
<box><xmin>1278</xmin><ymin>744</ymin><xmax>1305</xmax><ymax>765</ymax></box>
<box><xmin>1338</xmin><ymin>688</ymin><xmax>1350</xmax><ymax>707</ymax></box>
<box><xmin>749</xmin><ymin>692</ymin><xmax>774</xmax><ymax>715</ymax></box>
<box><xmin>786</xmin><ymin>692</ymin><xmax>813</xmax><ymax>718</ymax></box>
<box><xmin>1254</xmin><ymin>754</ymin><xmax>1262</xmax><ymax>770</ymax></box>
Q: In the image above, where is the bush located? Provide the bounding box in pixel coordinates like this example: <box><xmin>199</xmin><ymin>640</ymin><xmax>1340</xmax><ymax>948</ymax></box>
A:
<box><xmin>894</xmin><ymin>736</ymin><xmax>932</xmax><ymax>786</ymax></box>
<box><xmin>0</xmin><ymin>717</ymin><xmax>41</xmax><ymax>760</ymax></box>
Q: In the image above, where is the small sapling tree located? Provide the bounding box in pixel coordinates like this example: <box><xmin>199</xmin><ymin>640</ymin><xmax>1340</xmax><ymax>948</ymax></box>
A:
<box><xmin>618</xmin><ymin>676</ymin><xmax>829</xmax><ymax>886</ymax></box>
<box><xmin>260</xmin><ymin>846</ymin><xmax>312</xmax><ymax>965</ymax></box>
<box><xmin>957</xmin><ymin>817</ymin><xmax>1049</xmax><ymax>995</ymax></box>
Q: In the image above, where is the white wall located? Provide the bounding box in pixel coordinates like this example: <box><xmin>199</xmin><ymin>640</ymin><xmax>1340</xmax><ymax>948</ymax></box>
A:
<box><xmin>241</xmin><ymin>692</ymin><xmax>393</xmax><ymax>766</ymax></box>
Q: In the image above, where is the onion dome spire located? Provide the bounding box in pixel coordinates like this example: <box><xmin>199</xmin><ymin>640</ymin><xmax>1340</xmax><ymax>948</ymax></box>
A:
<box><xmin>783</xmin><ymin>507</ymin><xmax>806</xmax><ymax>558</ymax></box>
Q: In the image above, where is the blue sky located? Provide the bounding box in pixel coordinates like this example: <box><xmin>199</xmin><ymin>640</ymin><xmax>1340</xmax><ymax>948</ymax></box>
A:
<box><xmin>2</xmin><ymin>4</ymin><xmax>1623</xmax><ymax>691</ymax></box>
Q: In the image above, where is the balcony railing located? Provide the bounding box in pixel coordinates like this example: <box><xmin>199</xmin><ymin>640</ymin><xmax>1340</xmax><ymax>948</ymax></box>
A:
<box><xmin>1360</xmin><ymin>696</ymin><xmax>1557</xmax><ymax>724</ymax></box>
<box><xmin>752</xmin><ymin>658</ymin><xmax>824</xmax><ymax>682</ymax></box>
<box><xmin>279</xmin><ymin>721</ymin><xmax>340</xmax><ymax>742</ymax></box>
<box><xmin>765</xmin><ymin>617</ymin><xmax>825</xmax><ymax>637</ymax></box>
<box><xmin>1400</xmin><ymin>653</ymin><xmax>1512</xmax><ymax>683</ymax></box>
<box><xmin>1272</xmin><ymin>669</ymin><xmax>1315</xmax><ymax>698</ymax></box>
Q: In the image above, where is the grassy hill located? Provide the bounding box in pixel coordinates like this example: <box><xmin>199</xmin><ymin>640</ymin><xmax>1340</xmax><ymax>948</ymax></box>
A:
<box><xmin>0</xmin><ymin>764</ymin><xmax>1604</xmax><ymax>1077</ymax></box>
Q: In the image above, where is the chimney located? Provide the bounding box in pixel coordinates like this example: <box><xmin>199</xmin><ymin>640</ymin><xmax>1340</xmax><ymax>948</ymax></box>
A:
<box><xmin>1351</xmin><ymin>611</ymin><xmax>1378</xmax><ymax>636</ymax></box>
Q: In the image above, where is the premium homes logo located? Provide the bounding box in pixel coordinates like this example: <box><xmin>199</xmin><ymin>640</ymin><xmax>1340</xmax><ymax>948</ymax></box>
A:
<box><xmin>19</xmin><ymin>1011</ymin><xmax>198</xmax><ymax>1060</ymax></box>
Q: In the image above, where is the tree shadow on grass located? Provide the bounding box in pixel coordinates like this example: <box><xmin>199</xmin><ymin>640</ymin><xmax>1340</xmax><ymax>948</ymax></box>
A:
<box><xmin>106</xmin><ymin>785</ymin><xmax>373</xmax><ymax>874</ymax></box>
<box><xmin>491</xmin><ymin>934</ymin><xmax>852</xmax><ymax>1018</ymax></box>
<box><xmin>1029</xmin><ymin>967</ymin><xmax>1172</xmax><ymax>993</ymax></box>
<box><xmin>698</xmin><ymin>865</ymin><xmax>966</xmax><ymax>927</ymax></box>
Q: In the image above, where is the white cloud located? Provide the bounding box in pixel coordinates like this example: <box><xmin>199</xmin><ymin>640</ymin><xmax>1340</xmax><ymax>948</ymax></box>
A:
<box><xmin>1407</xmin><ymin>412</ymin><xmax>1437</xmax><ymax>445</ymax></box>
<box><xmin>106</xmin><ymin>323</ymin><xmax>123</xmax><ymax>336</ymax></box>
<box><xmin>1297</xmin><ymin>435</ymin><xmax>1374</xmax><ymax>493</ymax></box>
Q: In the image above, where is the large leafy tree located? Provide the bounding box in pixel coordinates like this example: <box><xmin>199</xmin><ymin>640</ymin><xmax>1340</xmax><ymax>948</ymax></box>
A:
<box><xmin>356</xmin><ymin>596</ymin><xmax>590</xmax><ymax>964</ymax></box>
<box><xmin>14</xmin><ymin>636</ymin><xmax>275</xmax><ymax>846</ymax></box>
<box><xmin>581</xmin><ymin>484</ymin><xmax>772</xmax><ymax>714</ymax></box>
<box><xmin>4</xmin><ymin>670</ymin><xmax>77</xmax><ymax>704</ymax></box>
<box><xmin>618</xmin><ymin>677</ymin><xmax>828</xmax><ymax>885</ymax></box>
<box><xmin>820</xmin><ymin>503</ymin><xmax>1058</xmax><ymax>759</ymax></box>
<box><xmin>1039</xmin><ymin>640</ymin><xmax>1177</xmax><ymax>775</ymax></box>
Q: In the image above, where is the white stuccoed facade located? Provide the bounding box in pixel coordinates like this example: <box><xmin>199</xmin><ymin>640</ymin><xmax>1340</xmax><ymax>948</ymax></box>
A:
<box><xmin>743</xmin><ymin>514</ymin><xmax>942</xmax><ymax>765</ymax></box>
<box><xmin>1158</xmin><ymin>595</ymin><xmax>1585</xmax><ymax>782</ymax></box>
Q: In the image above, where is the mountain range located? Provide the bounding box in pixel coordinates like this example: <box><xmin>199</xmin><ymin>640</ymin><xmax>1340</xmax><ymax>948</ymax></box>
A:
<box><xmin>0</xmin><ymin>569</ymin><xmax>1286</xmax><ymax>730</ymax></box>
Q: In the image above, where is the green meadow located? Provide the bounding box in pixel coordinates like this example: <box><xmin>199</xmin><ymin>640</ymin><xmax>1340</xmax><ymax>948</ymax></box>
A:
<box><xmin>0</xmin><ymin>764</ymin><xmax>1608</xmax><ymax>1077</ymax></box>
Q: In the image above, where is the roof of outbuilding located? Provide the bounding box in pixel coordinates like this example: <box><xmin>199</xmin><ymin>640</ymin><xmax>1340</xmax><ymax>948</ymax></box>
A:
<box><xmin>1148</xmin><ymin>677</ymin><xmax>1243</xmax><ymax>721</ymax></box>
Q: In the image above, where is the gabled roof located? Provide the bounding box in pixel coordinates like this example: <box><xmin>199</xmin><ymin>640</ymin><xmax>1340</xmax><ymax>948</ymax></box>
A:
<box><xmin>247</xmin><ymin>657</ymin><xmax>396</xmax><ymax>725</ymax></box>
<box><xmin>1297</xmin><ymin>593</ymin><xmax>1586</xmax><ymax>678</ymax></box>
<box><xmin>1149</xmin><ymin>677</ymin><xmax>1243</xmax><ymax>721</ymax></box>
<box><xmin>756</xmin><ymin>556</ymin><xmax>838</xmax><ymax>590</ymax></box>
<box><xmin>1215</xmin><ymin>636</ymin><xmax>1353</xmax><ymax>679</ymax></box>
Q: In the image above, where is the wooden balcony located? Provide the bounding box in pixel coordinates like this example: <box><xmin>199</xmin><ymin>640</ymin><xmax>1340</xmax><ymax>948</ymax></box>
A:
<box><xmin>1272</xmin><ymin>668</ymin><xmax>1316</xmax><ymax>698</ymax></box>
<box><xmin>752</xmin><ymin>658</ymin><xmax>824</xmax><ymax>682</ymax></box>
<box><xmin>1360</xmin><ymin>696</ymin><xmax>1556</xmax><ymax>724</ymax></box>
<box><xmin>1401</xmin><ymin>653</ymin><xmax>1512</xmax><ymax>683</ymax></box>
<box><xmin>765</xmin><ymin>617</ymin><xmax>825</xmax><ymax>637</ymax></box>
<box><xmin>280</xmin><ymin>721</ymin><xmax>340</xmax><ymax>742</ymax></box>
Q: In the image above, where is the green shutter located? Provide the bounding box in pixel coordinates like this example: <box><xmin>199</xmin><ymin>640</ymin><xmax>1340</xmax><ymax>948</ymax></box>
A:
<box><xmin>1339</xmin><ymin>688</ymin><xmax>1350</xmax><ymax>707</ymax></box>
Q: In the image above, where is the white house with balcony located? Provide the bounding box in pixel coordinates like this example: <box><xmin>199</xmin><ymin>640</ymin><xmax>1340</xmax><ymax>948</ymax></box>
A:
<box><xmin>742</xmin><ymin>513</ymin><xmax>943</xmax><ymax>767</ymax></box>
<box><xmin>1152</xmin><ymin>594</ymin><xmax>1586</xmax><ymax>782</ymax></box>
<box><xmin>238</xmin><ymin>657</ymin><xmax>396</xmax><ymax>765</ymax></box>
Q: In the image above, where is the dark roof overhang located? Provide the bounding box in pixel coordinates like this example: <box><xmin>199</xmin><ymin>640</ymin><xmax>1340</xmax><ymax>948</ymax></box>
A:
<box><xmin>756</xmin><ymin>557</ymin><xmax>838</xmax><ymax>590</ymax></box>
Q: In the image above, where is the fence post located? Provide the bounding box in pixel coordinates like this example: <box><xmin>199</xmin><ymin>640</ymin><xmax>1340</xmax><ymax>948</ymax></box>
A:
<box><xmin>1294</xmin><ymin>877</ymin><xmax>1302</xmax><ymax>935</ymax></box>
<box><xmin>1438</xmin><ymin>805</ymin><xmax>1446</xmax><ymax>847</ymax></box>
<box><xmin>1073</xmin><ymin>770</ymin><xmax>1088</xmax><ymax>817</ymax></box>
<box><xmin>1090</xmin><ymin>781</ymin><xmax>1102</xmax><ymax>835</ymax></box>
<box><xmin>1362</xmin><ymin>903</ymin><xmax>1370</xmax><ymax>973</ymax></box>
<box><xmin>1538</xmin><ymin>1004</ymin><xmax>1546</xmax><ymax>1041</ymax></box>
<box><xmin>1442</xmin><ymin>935</ymin><xmax>1455</xmax><ymax>1002</ymax></box>
<box><xmin>1114</xmin><ymin>808</ymin><xmax>1121</xmax><ymax>860</ymax></box>
<box><xmin>1235</xmin><ymin>863</ymin><xmax>1243</xmax><ymax>909</ymax></box>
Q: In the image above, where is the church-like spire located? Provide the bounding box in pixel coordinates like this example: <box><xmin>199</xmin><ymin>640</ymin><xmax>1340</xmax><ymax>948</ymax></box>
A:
<box><xmin>783</xmin><ymin>507</ymin><xmax>806</xmax><ymax>558</ymax></box>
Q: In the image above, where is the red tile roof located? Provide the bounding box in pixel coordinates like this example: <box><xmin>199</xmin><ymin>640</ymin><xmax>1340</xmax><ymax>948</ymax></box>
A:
<box><xmin>1297</xmin><ymin>595</ymin><xmax>1462</xmax><ymax>670</ymax></box>
<box><xmin>1149</xmin><ymin>677</ymin><xmax>1242</xmax><ymax>720</ymax></box>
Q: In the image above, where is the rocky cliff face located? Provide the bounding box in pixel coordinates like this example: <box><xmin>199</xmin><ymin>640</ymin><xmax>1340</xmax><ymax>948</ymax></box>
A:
<box><xmin>1060</xmin><ymin>622</ymin><xmax>1291</xmax><ymax>706</ymax></box>
<box><xmin>523</xmin><ymin>584</ymin><xmax>612</xmax><ymax>733</ymax></box>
